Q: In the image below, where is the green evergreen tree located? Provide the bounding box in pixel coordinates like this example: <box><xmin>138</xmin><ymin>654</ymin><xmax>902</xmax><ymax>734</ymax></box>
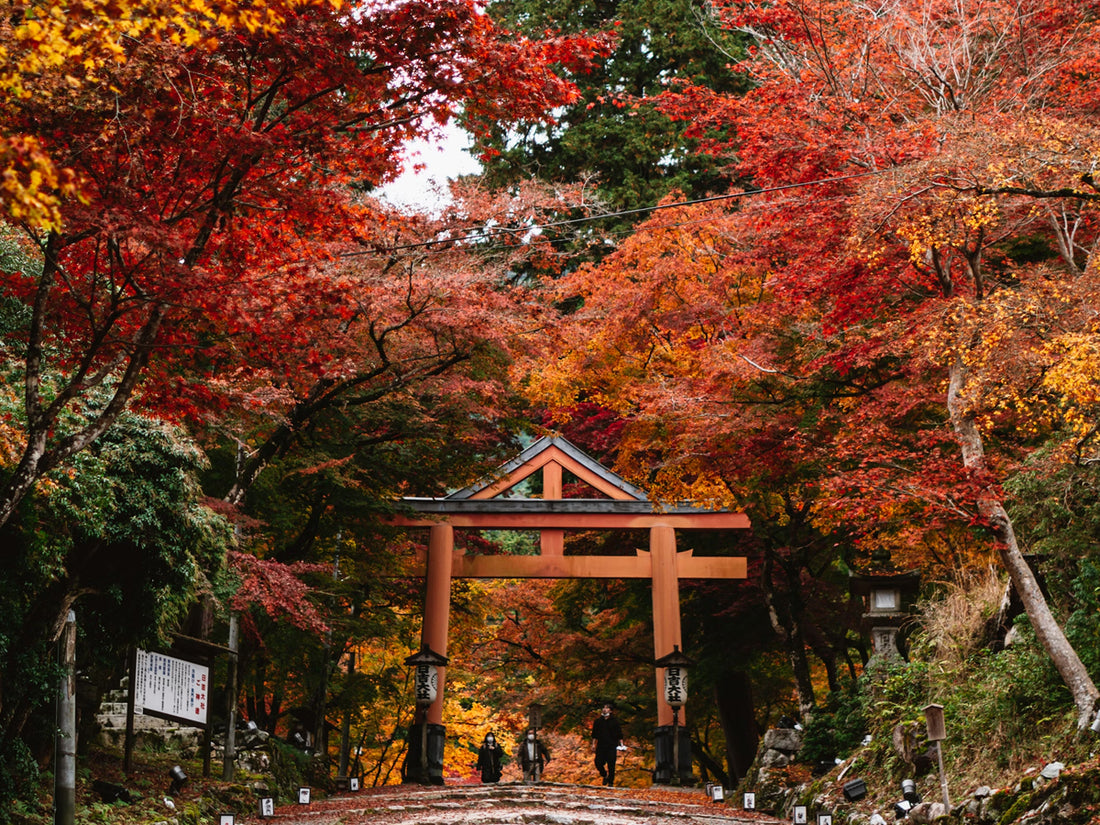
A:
<box><xmin>477</xmin><ymin>0</ymin><xmax>749</xmax><ymax>256</ymax></box>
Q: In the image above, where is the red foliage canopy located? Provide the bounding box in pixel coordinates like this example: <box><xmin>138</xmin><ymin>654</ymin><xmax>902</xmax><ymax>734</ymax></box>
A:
<box><xmin>0</xmin><ymin>1</ymin><xmax>613</xmax><ymax>527</ymax></box>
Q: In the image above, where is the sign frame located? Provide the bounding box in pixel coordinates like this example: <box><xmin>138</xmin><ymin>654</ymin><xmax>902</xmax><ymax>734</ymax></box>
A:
<box><xmin>132</xmin><ymin>648</ymin><xmax>212</xmax><ymax>728</ymax></box>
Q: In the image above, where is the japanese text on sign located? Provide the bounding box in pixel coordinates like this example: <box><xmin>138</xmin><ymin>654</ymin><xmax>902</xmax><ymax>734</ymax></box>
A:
<box><xmin>664</xmin><ymin>665</ymin><xmax>688</xmax><ymax>707</ymax></box>
<box><xmin>133</xmin><ymin>649</ymin><xmax>209</xmax><ymax>726</ymax></box>
<box><xmin>414</xmin><ymin>664</ymin><xmax>438</xmax><ymax>705</ymax></box>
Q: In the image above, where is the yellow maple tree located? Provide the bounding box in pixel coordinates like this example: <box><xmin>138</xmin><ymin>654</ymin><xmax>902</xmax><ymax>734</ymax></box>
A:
<box><xmin>0</xmin><ymin>0</ymin><xmax>339</xmax><ymax>228</ymax></box>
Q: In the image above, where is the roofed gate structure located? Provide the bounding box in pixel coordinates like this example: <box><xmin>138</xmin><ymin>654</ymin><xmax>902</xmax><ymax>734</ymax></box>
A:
<box><xmin>391</xmin><ymin>436</ymin><xmax>749</xmax><ymax>784</ymax></box>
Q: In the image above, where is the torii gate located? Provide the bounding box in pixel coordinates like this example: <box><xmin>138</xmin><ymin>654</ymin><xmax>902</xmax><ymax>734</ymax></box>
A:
<box><xmin>391</xmin><ymin>436</ymin><xmax>749</xmax><ymax>783</ymax></box>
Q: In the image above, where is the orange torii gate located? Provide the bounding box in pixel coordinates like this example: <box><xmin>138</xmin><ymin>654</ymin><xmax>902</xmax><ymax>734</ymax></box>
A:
<box><xmin>391</xmin><ymin>436</ymin><xmax>749</xmax><ymax>784</ymax></box>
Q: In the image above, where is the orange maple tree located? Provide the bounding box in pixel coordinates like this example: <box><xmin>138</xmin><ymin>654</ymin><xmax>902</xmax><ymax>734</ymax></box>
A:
<box><xmin>525</xmin><ymin>0</ymin><xmax>1100</xmax><ymax>724</ymax></box>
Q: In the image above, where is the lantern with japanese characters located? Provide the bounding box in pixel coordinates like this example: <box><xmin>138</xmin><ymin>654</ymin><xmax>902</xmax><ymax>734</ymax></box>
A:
<box><xmin>657</xmin><ymin>646</ymin><xmax>692</xmax><ymax>709</ymax></box>
<box><xmin>405</xmin><ymin>644</ymin><xmax>448</xmax><ymax>709</ymax></box>
<box><xmin>664</xmin><ymin>664</ymin><xmax>688</xmax><ymax>708</ymax></box>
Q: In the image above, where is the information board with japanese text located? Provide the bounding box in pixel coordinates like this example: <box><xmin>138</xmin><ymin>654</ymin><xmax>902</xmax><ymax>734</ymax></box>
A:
<box><xmin>133</xmin><ymin>649</ymin><xmax>209</xmax><ymax>727</ymax></box>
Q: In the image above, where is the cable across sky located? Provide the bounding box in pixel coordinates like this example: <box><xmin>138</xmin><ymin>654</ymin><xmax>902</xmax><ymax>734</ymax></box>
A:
<box><xmin>351</xmin><ymin>169</ymin><xmax>886</xmax><ymax>256</ymax></box>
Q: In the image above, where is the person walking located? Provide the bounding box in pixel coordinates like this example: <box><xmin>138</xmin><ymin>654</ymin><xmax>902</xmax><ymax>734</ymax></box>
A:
<box><xmin>591</xmin><ymin>703</ymin><xmax>624</xmax><ymax>786</ymax></box>
<box><xmin>476</xmin><ymin>732</ymin><xmax>504</xmax><ymax>783</ymax></box>
<box><xmin>516</xmin><ymin>728</ymin><xmax>550</xmax><ymax>782</ymax></box>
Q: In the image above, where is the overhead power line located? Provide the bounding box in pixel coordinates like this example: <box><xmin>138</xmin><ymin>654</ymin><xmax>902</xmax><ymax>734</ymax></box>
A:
<box><xmin>350</xmin><ymin>169</ymin><xmax>884</xmax><ymax>256</ymax></box>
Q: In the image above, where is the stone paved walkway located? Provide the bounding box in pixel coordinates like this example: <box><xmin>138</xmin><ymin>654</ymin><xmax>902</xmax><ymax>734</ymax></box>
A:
<box><xmin>242</xmin><ymin>782</ymin><xmax>786</xmax><ymax>825</ymax></box>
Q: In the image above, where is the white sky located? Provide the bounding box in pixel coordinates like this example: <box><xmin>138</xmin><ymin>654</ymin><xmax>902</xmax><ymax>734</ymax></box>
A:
<box><xmin>378</xmin><ymin>122</ymin><xmax>482</xmax><ymax>211</ymax></box>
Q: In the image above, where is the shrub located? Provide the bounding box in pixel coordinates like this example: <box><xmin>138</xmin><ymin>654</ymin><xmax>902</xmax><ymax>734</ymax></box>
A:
<box><xmin>799</xmin><ymin>679</ymin><xmax>869</xmax><ymax>765</ymax></box>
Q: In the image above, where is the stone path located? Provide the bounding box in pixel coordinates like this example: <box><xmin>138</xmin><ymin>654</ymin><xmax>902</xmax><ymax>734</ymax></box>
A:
<box><xmin>243</xmin><ymin>782</ymin><xmax>785</xmax><ymax>825</ymax></box>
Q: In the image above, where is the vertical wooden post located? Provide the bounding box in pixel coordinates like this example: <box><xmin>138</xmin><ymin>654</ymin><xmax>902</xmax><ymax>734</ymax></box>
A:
<box><xmin>650</xmin><ymin>524</ymin><xmax>683</xmax><ymax>727</ymax></box>
<box><xmin>540</xmin><ymin>462</ymin><xmax>564</xmax><ymax>556</ymax></box>
<box><xmin>55</xmin><ymin>609</ymin><xmax>76</xmax><ymax>825</ymax></box>
<box><xmin>338</xmin><ymin>648</ymin><xmax>355</xmax><ymax>780</ymax></box>
<box><xmin>422</xmin><ymin>524</ymin><xmax>454</xmax><ymax>725</ymax></box>
<box><xmin>222</xmin><ymin>613</ymin><xmax>239</xmax><ymax>781</ymax></box>
<box><xmin>124</xmin><ymin>647</ymin><xmax>136</xmax><ymax>775</ymax></box>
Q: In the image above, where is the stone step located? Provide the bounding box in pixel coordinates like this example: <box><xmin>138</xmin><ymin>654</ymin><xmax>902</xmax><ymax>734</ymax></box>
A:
<box><xmin>297</xmin><ymin>784</ymin><xmax>765</xmax><ymax>825</ymax></box>
<box><xmin>95</xmin><ymin>713</ymin><xmax>179</xmax><ymax>730</ymax></box>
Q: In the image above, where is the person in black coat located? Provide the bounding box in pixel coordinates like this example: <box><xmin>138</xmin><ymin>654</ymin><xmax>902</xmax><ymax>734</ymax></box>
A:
<box><xmin>476</xmin><ymin>732</ymin><xmax>504</xmax><ymax>783</ymax></box>
<box><xmin>591</xmin><ymin>703</ymin><xmax>624</xmax><ymax>786</ymax></box>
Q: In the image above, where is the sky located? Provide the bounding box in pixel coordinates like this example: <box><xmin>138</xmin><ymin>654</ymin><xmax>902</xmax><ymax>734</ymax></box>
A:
<box><xmin>379</xmin><ymin>122</ymin><xmax>482</xmax><ymax>211</ymax></box>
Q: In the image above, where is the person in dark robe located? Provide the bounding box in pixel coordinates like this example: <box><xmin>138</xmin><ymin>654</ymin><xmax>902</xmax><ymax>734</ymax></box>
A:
<box><xmin>591</xmin><ymin>703</ymin><xmax>624</xmax><ymax>786</ymax></box>
<box><xmin>476</xmin><ymin>732</ymin><xmax>504</xmax><ymax>783</ymax></box>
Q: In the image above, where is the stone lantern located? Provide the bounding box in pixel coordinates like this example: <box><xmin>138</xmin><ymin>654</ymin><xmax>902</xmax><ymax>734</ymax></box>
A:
<box><xmin>849</xmin><ymin>569</ymin><xmax>920</xmax><ymax>659</ymax></box>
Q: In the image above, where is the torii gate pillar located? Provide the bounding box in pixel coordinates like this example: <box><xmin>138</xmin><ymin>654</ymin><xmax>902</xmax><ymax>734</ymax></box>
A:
<box><xmin>651</xmin><ymin>524</ymin><xmax>693</xmax><ymax>784</ymax></box>
<box><xmin>422</xmin><ymin>524</ymin><xmax>453</xmax><ymax>726</ymax></box>
<box><xmin>403</xmin><ymin>524</ymin><xmax>453</xmax><ymax>785</ymax></box>
<box><xmin>651</xmin><ymin>524</ymin><xmax>682</xmax><ymax>727</ymax></box>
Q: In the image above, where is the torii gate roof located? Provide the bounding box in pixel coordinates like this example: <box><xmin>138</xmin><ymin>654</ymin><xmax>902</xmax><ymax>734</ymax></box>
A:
<box><xmin>392</xmin><ymin>436</ymin><xmax>749</xmax><ymax>579</ymax></box>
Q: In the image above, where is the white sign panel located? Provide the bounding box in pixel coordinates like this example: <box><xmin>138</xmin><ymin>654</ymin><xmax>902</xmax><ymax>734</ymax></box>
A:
<box><xmin>414</xmin><ymin>664</ymin><xmax>439</xmax><ymax>705</ymax></box>
<box><xmin>664</xmin><ymin>665</ymin><xmax>688</xmax><ymax>707</ymax></box>
<box><xmin>134</xmin><ymin>649</ymin><xmax>209</xmax><ymax>726</ymax></box>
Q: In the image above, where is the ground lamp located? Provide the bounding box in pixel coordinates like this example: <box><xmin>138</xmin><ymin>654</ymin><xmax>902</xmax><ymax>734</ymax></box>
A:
<box><xmin>167</xmin><ymin>765</ymin><xmax>187</xmax><ymax>796</ymax></box>
<box><xmin>901</xmin><ymin>779</ymin><xmax>920</xmax><ymax>803</ymax></box>
<box><xmin>893</xmin><ymin>778</ymin><xmax>921</xmax><ymax>819</ymax></box>
<box><xmin>655</xmin><ymin>645</ymin><xmax>693</xmax><ymax>785</ymax></box>
<box><xmin>405</xmin><ymin>643</ymin><xmax>449</xmax><ymax>784</ymax></box>
<box><xmin>923</xmin><ymin>703</ymin><xmax>951</xmax><ymax>813</ymax></box>
<box><xmin>842</xmin><ymin>778</ymin><xmax>867</xmax><ymax>802</ymax></box>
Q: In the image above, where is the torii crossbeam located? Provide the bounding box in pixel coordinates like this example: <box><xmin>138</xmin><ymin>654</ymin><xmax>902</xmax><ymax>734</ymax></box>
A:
<box><xmin>390</xmin><ymin>436</ymin><xmax>749</xmax><ymax>783</ymax></box>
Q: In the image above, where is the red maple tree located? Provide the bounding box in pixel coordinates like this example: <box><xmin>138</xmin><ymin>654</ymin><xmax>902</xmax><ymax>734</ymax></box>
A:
<box><xmin>0</xmin><ymin>2</ymin><xmax>613</xmax><ymax>529</ymax></box>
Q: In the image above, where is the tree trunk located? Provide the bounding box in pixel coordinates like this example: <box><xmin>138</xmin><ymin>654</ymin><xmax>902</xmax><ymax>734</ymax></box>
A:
<box><xmin>0</xmin><ymin>298</ymin><xmax>168</xmax><ymax>533</ymax></box>
<box><xmin>761</xmin><ymin>549</ymin><xmax>816</xmax><ymax>719</ymax></box>
<box><xmin>0</xmin><ymin>436</ymin><xmax>48</xmax><ymax>538</ymax></box>
<box><xmin>714</xmin><ymin>670</ymin><xmax>759</xmax><ymax>782</ymax></box>
<box><xmin>948</xmin><ymin>356</ymin><xmax>1100</xmax><ymax>726</ymax></box>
